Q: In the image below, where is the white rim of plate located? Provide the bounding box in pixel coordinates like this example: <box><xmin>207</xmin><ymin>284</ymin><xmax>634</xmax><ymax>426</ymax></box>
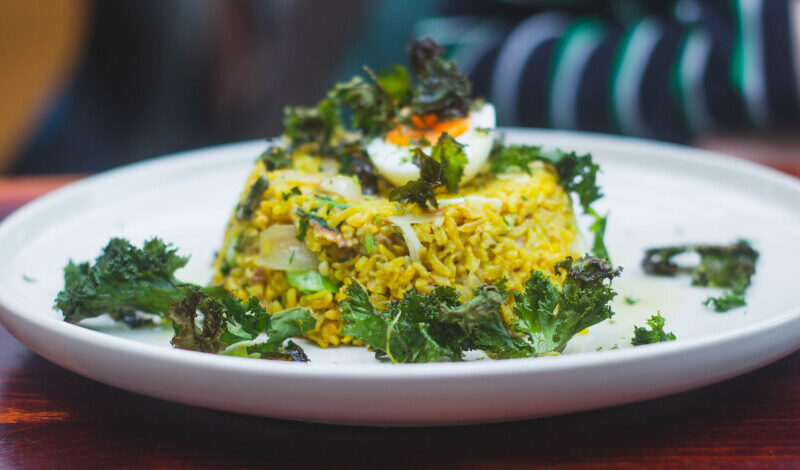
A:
<box><xmin>0</xmin><ymin>129</ymin><xmax>799</xmax><ymax>380</ymax></box>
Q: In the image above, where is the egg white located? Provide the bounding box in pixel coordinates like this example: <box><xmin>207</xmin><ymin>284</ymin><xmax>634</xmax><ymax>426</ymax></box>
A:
<box><xmin>366</xmin><ymin>103</ymin><xmax>496</xmax><ymax>187</ymax></box>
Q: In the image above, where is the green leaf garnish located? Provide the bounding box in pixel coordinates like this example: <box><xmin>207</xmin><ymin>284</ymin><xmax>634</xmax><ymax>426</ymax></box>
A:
<box><xmin>631</xmin><ymin>313</ymin><xmax>676</xmax><ymax>346</ymax></box>
<box><xmin>314</xmin><ymin>194</ymin><xmax>351</xmax><ymax>209</ymax></box>
<box><xmin>407</xmin><ymin>38</ymin><xmax>472</xmax><ymax>120</ymax></box>
<box><xmin>389</xmin><ymin>133</ymin><xmax>467</xmax><ymax>210</ymax></box>
<box><xmin>341</xmin><ymin>255</ymin><xmax>622</xmax><ymax>361</ymax></box>
<box><xmin>513</xmin><ymin>256</ymin><xmax>622</xmax><ymax>353</ymax></box>
<box><xmin>296</xmin><ymin>208</ymin><xmax>338</xmax><ymax>241</ymax></box>
<box><xmin>365</xmin><ymin>233</ymin><xmax>376</xmax><ymax>254</ymax></box>
<box><xmin>286</xmin><ymin>270</ymin><xmax>340</xmax><ymax>294</ymax></box>
<box><xmin>642</xmin><ymin>240</ymin><xmax>758</xmax><ymax>312</ymax></box>
<box><xmin>55</xmin><ymin>238</ymin><xmax>312</xmax><ymax>361</ymax></box>
<box><xmin>260</xmin><ymin>145</ymin><xmax>292</xmax><ymax>171</ymax></box>
<box><xmin>235</xmin><ymin>177</ymin><xmax>269</xmax><ymax>221</ymax></box>
<box><xmin>489</xmin><ymin>141</ymin><xmax>607</xmax><ymax>258</ymax></box>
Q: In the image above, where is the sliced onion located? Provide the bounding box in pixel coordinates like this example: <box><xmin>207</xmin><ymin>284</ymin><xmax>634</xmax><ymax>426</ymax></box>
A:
<box><xmin>320</xmin><ymin>175</ymin><xmax>361</xmax><ymax>202</ymax></box>
<box><xmin>271</xmin><ymin>171</ymin><xmax>325</xmax><ymax>185</ymax></box>
<box><xmin>437</xmin><ymin>196</ymin><xmax>503</xmax><ymax>212</ymax></box>
<box><xmin>387</xmin><ymin>214</ymin><xmax>442</xmax><ymax>264</ymax></box>
<box><xmin>387</xmin><ymin>213</ymin><xmax>443</xmax><ymax>225</ymax></box>
<box><xmin>318</xmin><ymin>158</ymin><xmax>339</xmax><ymax>176</ymax></box>
<box><xmin>257</xmin><ymin>225</ymin><xmax>318</xmax><ymax>271</ymax></box>
<box><xmin>390</xmin><ymin>220</ymin><xmax>422</xmax><ymax>264</ymax></box>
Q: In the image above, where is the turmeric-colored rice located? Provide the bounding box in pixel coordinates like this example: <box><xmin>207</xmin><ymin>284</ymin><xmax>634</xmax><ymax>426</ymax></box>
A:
<box><xmin>213</xmin><ymin>153</ymin><xmax>579</xmax><ymax>348</ymax></box>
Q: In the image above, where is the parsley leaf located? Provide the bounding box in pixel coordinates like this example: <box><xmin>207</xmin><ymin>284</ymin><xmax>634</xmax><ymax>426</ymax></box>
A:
<box><xmin>623</xmin><ymin>296</ymin><xmax>639</xmax><ymax>305</ymax></box>
<box><xmin>631</xmin><ymin>313</ymin><xmax>676</xmax><ymax>346</ymax></box>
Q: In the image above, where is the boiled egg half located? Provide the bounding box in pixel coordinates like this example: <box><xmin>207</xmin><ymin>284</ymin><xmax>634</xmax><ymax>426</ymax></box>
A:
<box><xmin>366</xmin><ymin>103</ymin><xmax>495</xmax><ymax>187</ymax></box>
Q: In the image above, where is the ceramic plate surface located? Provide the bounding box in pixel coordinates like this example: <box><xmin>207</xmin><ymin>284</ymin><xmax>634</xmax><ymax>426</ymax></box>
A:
<box><xmin>1</xmin><ymin>129</ymin><xmax>799</xmax><ymax>426</ymax></box>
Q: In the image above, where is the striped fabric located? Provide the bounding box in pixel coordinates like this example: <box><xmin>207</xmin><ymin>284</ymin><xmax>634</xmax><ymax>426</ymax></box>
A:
<box><xmin>418</xmin><ymin>0</ymin><xmax>800</xmax><ymax>142</ymax></box>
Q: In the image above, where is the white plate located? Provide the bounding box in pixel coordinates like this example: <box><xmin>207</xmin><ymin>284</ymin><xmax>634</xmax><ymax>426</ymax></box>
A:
<box><xmin>1</xmin><ymin>129</ymin><xmax>800</xmax><ymax>426</ymax></box>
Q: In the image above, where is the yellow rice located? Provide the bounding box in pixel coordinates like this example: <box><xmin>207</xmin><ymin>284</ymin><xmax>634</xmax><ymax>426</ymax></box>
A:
<box><xmin>213</xmin><ymin>153</ymin><xmax>579</xmax><ymax>348</ymax></box>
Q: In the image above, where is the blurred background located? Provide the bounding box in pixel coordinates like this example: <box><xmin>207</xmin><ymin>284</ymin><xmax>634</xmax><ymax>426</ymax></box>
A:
<box><xmin>1</xmin><ymin>0</ymin><xmax>799</xmax><ymax>174</ymax></box>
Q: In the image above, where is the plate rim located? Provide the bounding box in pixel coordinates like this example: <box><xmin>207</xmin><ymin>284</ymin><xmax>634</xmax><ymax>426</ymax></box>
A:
<box><xmin>1</xmin><ymin>128</ymin><xmax>799</xmax><ymax>382</ymax></box>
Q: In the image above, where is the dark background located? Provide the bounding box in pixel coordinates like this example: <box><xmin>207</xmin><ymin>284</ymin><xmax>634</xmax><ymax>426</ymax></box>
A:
<box><xmin>4</xmin><ymin>0</ymin><xmax>800</xmax><ymax>173</ymax></box>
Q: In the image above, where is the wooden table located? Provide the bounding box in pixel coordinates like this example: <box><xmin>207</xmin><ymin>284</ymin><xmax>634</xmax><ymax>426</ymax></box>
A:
<box><xmin>2</xmin><ymin>151</ymin><xmax>800</xmax><ymax>469</ymax></box>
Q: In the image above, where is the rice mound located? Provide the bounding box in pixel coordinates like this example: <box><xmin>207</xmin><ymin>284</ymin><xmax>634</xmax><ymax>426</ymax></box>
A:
<box><xmin>213</xmin><ymin>154</ymin><xmax>579</xmax><ymax>348</ymax></box>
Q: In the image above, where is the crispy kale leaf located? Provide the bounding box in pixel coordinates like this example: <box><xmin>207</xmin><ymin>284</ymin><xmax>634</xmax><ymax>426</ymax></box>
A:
<box><xmin>260</xmin><ymin>145</ymin><xmax>292</xmax><ymax>171</ymax></box>
<box><xmin>703</xmin><ymin>280</ymin><xmax>748</xmax><ymax>312</ymax></box>
<box><xmin>631</xmin><ymin>313</ymin><xmax>676</xmax><ymax>346</ymax></box>
<box><xmin>513</xmin><ymin>256</ymin><xmax>622</xmax><ymax>353</ymax></box>
<box><xmin>430</xmin><ymin>132</ymin><xmax>468</xmax><ymax>192</ymax></box>
<box><xmin>407</xmin><ymin>38</ymin><xmax>472</xmax><ymax>120</ymax></box>
<box><xmin>236</xmin><ymin>176</ymin><xmax>269</xmax><ymax>221</ymax></box>
<box><xmin>332</xmin><ymin>138</ymin><xmax>380</xmax><ymax>195</ymax></box>
<box><xmin>55</xmin><ymin>238</ymin><xmax>313</xmax><ymax>361</ymax></box>
<box><xmin>642</xmin><ymin>240</ymin><xmax>758</xmax><ymax>312</ymax></box>
<box><xmin>388</xmin><ymin>134</ymin><xmax>467</xmax><ymax>210</ymax></box>
<box><xmin>642</xmin><ymin>240</ymin><xmax>758</xmax><ymax>286</ymax></box>
<box><xmin>169</xmin><ymin>288</ymin><xmax>314</xmax><ymax>361</ymax></box>
<box><xmin>489</xmin><ymin>142</ymin><xmax>608</xmax><ymax>258</ymax></box>
<box><xmin>490</xmin><ymin>144</ymin><xmax>602</xmax><ymax>212</ymax></box>
<box><xmin>542</xmin><ymin>150</ymin><xmax>602</xmax><ymax>212</ymax></box>
<box><xmin>341</xmin><ymin>256</ymin><xmax>621</xmax><ymax>361</ymax></box>
<box><xmin>389</xmin><ymin>147</ymin><xmax>440</xmax><ymax>210</ymax></box>
<box><xmin>489</xmin><ymin>143</ymin><xmax>541</xmax><ymax>175</ymax></box>
<box><xmin>374</xmin><ymin>64</ymin><xmax>411</xmax><ymax>102</ymax></box>
<box><xmin>295</xmin><ymin>207</ymin><xmax>339</xmax><ymax>241</ymax></box>
<box><xmin>54</xmin><ymin>238</ymin><xmax>206</xmax><ymax>324</ymax></box>
<box><xmin>588</xmin><ymin>209</ymin><xmax>609</xmax><ymax>260</ymax></box>
<box><xmin>169</xmin><ymin>287</ymin><xmax>226</xmax><ymax>353</ymax></box>
<box><xmin>328</xmin><ymin>65</ymin><xmax>411</xmax><ymax>137</ymax></box>
<box><xmin>340</xmin><ymin>282</ymin><xmax>526</xmax><ymax>363</ymax></box>
<box><xmin>283</xmin><ymin>99</ymin><xmax>340</xmax><ymax>150</ymax></box>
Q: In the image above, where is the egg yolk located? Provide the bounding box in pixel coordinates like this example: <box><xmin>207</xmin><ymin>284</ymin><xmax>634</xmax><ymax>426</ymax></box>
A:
<box><xmin>385</xmin><ymin>113</ymin><xmax>470</xmax><ymax>147</ymax></box>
